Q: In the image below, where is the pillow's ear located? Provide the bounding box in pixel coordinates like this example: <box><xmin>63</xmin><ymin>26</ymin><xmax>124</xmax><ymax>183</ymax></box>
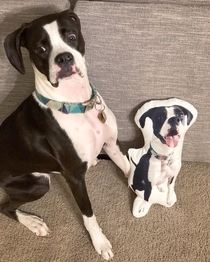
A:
<box><xmin>139</xmin><ymin>107</ymin><xmax>159</xmax><ymax>128</ymax></box>
<box><xmin>176</xmin><ymin>105</ymin><xmax>193</xmax><ymax>125</ymax></box>
<box><xmin>4</xmin><ymin>23</ymin><xmax>28</xmax><ymax>74</ymax></box>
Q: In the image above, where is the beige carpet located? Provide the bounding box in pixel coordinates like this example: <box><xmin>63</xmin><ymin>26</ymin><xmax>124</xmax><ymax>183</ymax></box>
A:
<box><xmin>0</xmin><ymin>160</ymin><xmax>209</xmax><ymax>262</ymax></box>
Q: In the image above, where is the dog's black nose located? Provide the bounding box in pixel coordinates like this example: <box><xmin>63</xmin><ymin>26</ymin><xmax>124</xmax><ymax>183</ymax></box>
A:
<box><xmin>55</xmin><ymin>52</ymin><xmax>74</xmax><ymax>67</ymax></box>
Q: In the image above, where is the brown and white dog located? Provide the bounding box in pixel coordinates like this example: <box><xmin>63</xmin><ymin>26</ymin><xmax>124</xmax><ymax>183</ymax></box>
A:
<box><xmin>1</xmin><ymin>7</ymin><xmax>130</xmax><ymax>260</ymax></box>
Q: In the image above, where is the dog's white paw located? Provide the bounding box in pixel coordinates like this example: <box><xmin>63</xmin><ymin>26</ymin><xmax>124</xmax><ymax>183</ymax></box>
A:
<box><xmin>16</xmin><ymin>210</ymin><xmax>50</xmax><ymax>236</ymax></box>
<box><xmin>167</xmin><ymin>191</ymin><xmax>177</xmax><ymax>207</ymax></box>
<box><xmin>83</xmin><ymin>215</ymin><xmax>114</xmax><ymax>260</ymax></box>
<box><xmin>132</xmin><ymin>197</ymin><xmax>152</xmax><ymax>218</ymax></box>
<box><xmin>92</xmin><ymin>232</ymin><xmax>114</xmax><ymax>260</ymax></box>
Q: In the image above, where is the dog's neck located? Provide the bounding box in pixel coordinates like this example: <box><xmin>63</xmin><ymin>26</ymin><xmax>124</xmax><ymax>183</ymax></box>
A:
<box><xmin>33</xmin><ymin>65</ymin><xmax>92</xmax><ymax>103</ymax></box>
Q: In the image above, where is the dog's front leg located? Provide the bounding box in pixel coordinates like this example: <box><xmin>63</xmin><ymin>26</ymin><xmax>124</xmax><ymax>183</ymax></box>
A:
<box><xmin>103</xmin><ymin>139</ymin><xmax>130</xmax><ymax>177</ymax></box>
<box><xmin>63</xmin><ymin>170</ymin><xmax>114</xmax><ymax>260</ymax></box>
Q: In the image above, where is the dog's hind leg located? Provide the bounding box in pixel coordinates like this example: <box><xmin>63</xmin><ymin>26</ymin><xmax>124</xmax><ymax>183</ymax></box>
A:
<box><xmin>0</xmin><ymin>173</ymin><xmax>50</xmax><ymax>236</ymax></box>
<box><xmin>103</xmin><ymin>139</ymin><xmax>130</xmax><ymax>177</ymax></box>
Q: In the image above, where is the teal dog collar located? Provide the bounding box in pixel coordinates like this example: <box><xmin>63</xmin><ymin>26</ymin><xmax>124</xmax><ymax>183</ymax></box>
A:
<box><xmin>35</xmin><ymin>83</ymin><xmax>97</xmax><ymax>114</ymax></box>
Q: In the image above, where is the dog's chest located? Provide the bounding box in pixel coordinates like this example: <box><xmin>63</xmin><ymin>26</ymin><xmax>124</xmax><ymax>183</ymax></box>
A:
<box><xmin>51</xmin><ymin>106</ymin><xmax>115</xmax><ymax>165</ymax></box>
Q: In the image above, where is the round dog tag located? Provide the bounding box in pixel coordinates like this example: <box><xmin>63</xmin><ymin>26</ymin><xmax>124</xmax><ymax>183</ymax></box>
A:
<box><xmin>98</xmin><ymin>111</ymin><xmax>107</xmax><ymax>123</ymax></box>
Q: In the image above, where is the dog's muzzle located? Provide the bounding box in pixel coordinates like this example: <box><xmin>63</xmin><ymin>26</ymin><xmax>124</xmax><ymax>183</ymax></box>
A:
<box><xmin>51</xmin><ymin>52</ymin><xmax>83</xmax><ymax>87</ymax></box>
<box><xmin>55</xmin><ymin>52</ymin><xmax>73</xmax><ymax>67</ymax></box>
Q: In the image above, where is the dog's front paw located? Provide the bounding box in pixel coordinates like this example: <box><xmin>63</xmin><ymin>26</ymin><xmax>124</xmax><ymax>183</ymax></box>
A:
<box><xmin>83</xmin><ymin>215</ymin><xmax>113</xmax><ymax>260</ymax></box>
<box><xmin>92</xmin><ymin>232</ymin><xmax>114</xmax><ymax>260</ymax></box>
<box><xmin>132</xmin><ymin>197</ymin><xmax>152</xmax><ymax>218</ymax></box>
<box><xmin>167</xmin><ymin>191</ymin><xmax>177</xmax><ymax>207</ymax></box>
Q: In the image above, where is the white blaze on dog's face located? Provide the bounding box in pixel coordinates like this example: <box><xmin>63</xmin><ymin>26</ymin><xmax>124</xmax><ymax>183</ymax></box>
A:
<box><xmin>43</xmin><ymin>20</ymin><xmax>86</xmax><ymax>87</ymax></box>
<box><xmin>4</xmin><ymin>10</ymin><xmax>86</xmax><ymax>88</ymax></box>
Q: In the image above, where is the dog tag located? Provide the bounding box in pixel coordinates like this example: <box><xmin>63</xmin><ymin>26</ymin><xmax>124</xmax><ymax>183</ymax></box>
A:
<box><xmin>98</xmin><ymin>110</ymin><xmax>107</xmax><ymax>123</ymax></box>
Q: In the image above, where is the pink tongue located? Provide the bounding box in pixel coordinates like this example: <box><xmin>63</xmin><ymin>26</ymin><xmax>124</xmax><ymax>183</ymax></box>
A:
<box><xmin>165</xmin><ymin>136</ymin><xmax>179</xmax><ymax>148</ymax></box>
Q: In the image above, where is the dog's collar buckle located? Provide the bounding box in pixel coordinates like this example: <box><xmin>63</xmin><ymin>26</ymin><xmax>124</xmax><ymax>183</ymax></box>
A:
<box><xmin>35</xmin><ymin>83</ymin><xmax>97</xmax><ymax>114</ymax></box>
<box><xmin>83</xmin><ymin>95</ymin><xmax>98</xmax><ymax>112</ymax></box>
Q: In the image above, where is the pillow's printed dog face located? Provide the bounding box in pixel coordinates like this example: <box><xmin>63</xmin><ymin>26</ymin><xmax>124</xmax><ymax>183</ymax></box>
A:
<box><xmin>135</xmin><ymin>99</ymin><xmax>197</xmax><ymax>149</ymax></box>
<box><xmin>4</xmin><ymin>10</ymin><xmax>85</xmax><ymax>87</ymax></box>
<box><xmin>139</xmin><ymin>105</ymin><xmax>193</xmax><ymax>148</ymax></box>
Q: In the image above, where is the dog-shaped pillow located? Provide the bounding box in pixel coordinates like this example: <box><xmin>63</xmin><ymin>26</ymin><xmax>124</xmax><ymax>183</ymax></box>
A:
<box><xmin>128</xmin><ymin>98</ymin><xmax>197</xmax><ymax>218</ymax></box>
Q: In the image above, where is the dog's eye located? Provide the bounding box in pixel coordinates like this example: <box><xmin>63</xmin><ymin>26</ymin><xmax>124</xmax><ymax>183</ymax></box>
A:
<box><xmin>37</xmin><ymin>46</ymin><xmax>47</xmax><ymax>54</ymax></box>
<box><xmin>67</xmin><ymin>33</ymin><xmax>76</xmax><ymax>42</ymax></box>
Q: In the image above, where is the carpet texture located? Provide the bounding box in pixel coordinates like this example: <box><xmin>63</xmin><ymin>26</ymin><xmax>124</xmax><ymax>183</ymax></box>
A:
<box><xmin>0</xmin><ymin>160</ymin><xmax>209</xmax><ymax>262</ymax></box>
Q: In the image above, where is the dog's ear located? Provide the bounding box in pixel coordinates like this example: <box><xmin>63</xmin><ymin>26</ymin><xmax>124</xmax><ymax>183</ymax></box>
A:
<box><xmin>69</xmin><ymin>0</ymin><xmax>78</xmax><ymax>12</ymax></box>
<box><xmin>176</xmin><ymin>106</ymin><xmax>193</xmax><ymax>125</ymax></box>
<box><xmin>4</xmin><ymin>23</ymin><xmax>28</xmax><ymax>74</ymax></box>
<box><xmin>139</xmin><ymin>108</ymin><xmax>157</xmax><ymax>128</ymax></box>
